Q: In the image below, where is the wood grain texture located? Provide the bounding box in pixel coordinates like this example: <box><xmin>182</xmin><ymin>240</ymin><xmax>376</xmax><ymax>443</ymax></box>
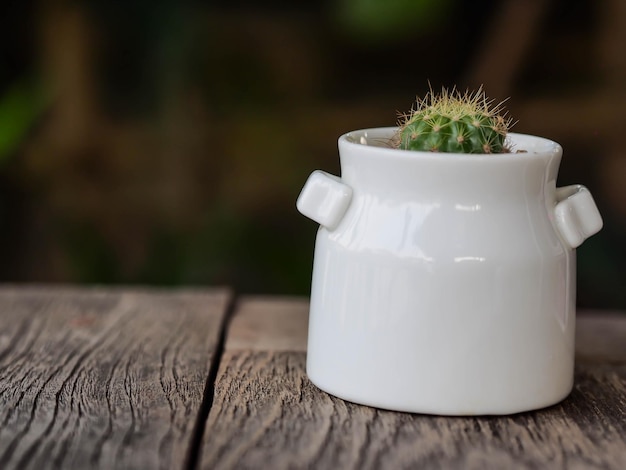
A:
<box><xmin>0</xmin><ymin>286</ymin><xmax>230</xmax><ymax>470</ymax></box>
<box><xmin>200</xmin><ymin>299</ymin><xmax>626</xmax><ymax>469</ymax></box>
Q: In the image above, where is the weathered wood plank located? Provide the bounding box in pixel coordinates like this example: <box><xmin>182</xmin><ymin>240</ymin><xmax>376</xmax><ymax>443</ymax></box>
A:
<box><xmin>225</xmin><ymin>297</ymin><xmax>308</xmax><ymax>352</ymax></box>
<box><xmin>200</xmin><ymin>299</ymin><xmax>626</xmax><ymax>469</ymax></box>
<box><xmin>0</xmin><ymin>286</ymin><xmax>231</xmax><ymax>470</ymax></box>
<box><xmin>576</xmin><ymin>312</ymin><xmax>626</xmax><ymax>362</ymax></box>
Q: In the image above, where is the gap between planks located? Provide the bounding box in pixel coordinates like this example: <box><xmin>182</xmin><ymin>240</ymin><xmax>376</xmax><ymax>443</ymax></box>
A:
<box><xmin>185</xmin><ymin>291</ymin><xmax>238</xmax><ymax>470</ymax></box>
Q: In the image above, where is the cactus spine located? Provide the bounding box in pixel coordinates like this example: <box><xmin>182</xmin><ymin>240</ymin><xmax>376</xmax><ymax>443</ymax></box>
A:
<box><xmin>397</xmin><ymin>87</ymin><xmax>511</xmax><ymax>154</ymax></box>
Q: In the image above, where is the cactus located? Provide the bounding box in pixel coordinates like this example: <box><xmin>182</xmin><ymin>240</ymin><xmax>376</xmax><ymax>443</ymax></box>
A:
<box><xmin>396</xmin><ymin>87</ymin><xmax>512</xmax><ymax>154</ymax></box>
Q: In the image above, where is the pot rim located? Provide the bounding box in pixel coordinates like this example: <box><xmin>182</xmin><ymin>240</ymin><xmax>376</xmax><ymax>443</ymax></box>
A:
<box><xmin>339</xmin><ymin>127</ymin><xmax>562</xmax><ymax>162</ymax></box>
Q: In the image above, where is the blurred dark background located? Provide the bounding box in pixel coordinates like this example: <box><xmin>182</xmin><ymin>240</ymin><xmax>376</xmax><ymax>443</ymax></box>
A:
<box><xmin>0</xmin><ymin>0</ymin><xmax>624</xmax><ymax>308</ymax></box>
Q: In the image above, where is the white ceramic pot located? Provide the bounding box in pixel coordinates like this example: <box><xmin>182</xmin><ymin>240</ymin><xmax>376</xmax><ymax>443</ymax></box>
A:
<box><xmin>296</xmin><ymin>127</ymin><xmax>603</xmax><ymax>415</ymax></box>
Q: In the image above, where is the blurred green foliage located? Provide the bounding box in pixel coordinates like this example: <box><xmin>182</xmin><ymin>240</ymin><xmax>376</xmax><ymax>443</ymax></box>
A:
<box><xmin>0</xmin><ymin>81</ymin><xmax>45</xmax><ymax>165</ymax></box>
<box><xmin>334</xmin><ymin>0</ymin><xmax>453</xmax><ymax>40</ymax></box>
<box><xmin>0</xmin><ymin>0</ymin><xmax>624</xmax><ymax>309</ymax></box>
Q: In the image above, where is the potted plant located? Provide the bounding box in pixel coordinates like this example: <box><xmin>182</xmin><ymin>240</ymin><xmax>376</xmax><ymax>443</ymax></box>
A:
<box><xmin>296</xmin><ymin>87</ymin><xmax>603</xmax><ymax>415</ymax></box>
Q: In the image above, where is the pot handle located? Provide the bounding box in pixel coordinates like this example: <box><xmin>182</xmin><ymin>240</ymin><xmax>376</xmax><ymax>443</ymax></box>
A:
<box><xmin>296</xmin><ymin>170</ymin><xmax>353</xmax><ymax>230</ymax></box>
<box><xmin>554</xmin><ymin>185</ymin><xmax>603</xmax><ymax>249</ymax></box>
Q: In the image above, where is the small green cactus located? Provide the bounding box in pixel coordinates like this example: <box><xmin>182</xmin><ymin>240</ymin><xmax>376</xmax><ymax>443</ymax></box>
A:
<box><xmin>396</xmin><ymin>87</ymin><xmax>512</xmax><ymax>154</ymax></box>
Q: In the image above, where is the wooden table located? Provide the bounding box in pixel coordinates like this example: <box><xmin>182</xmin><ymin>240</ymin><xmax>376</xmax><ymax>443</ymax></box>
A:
<box><xmin>0</xmin><ymin>287</ymin><xmax>625</xmax><ymax>469</ymax></box>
